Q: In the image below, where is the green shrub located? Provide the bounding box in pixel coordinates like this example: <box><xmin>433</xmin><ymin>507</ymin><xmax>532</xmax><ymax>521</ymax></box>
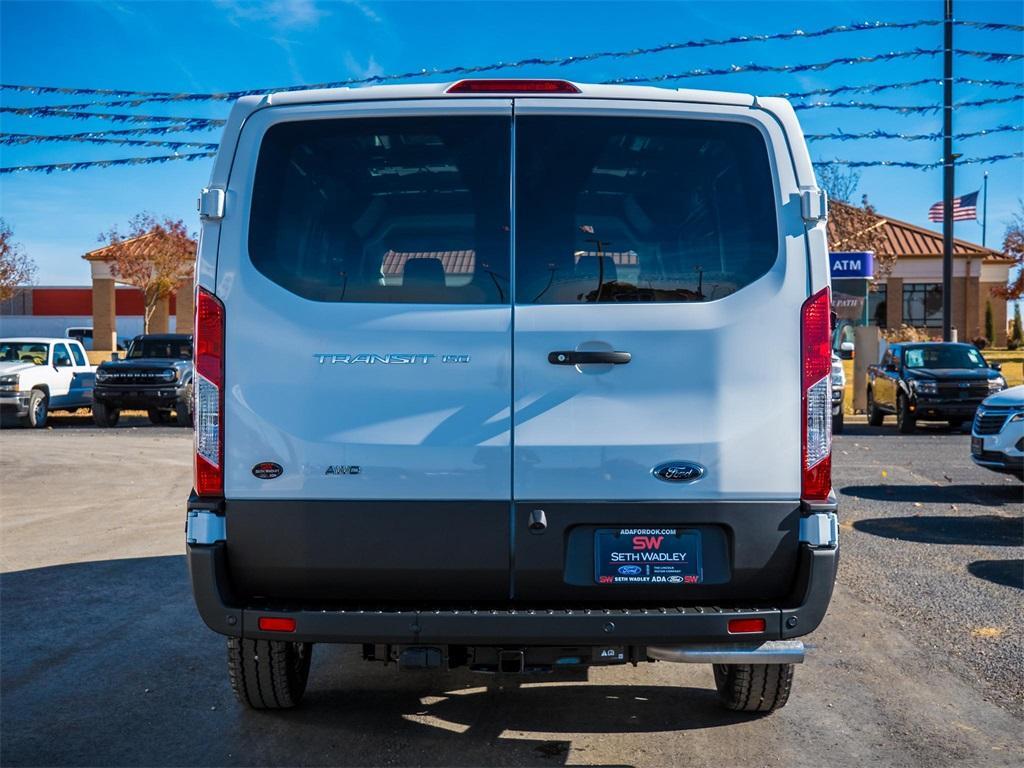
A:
<box><xmin>1011</xmin><ymin>303</ymin><xmax>1023</xmax><ymax>350</ymax></box>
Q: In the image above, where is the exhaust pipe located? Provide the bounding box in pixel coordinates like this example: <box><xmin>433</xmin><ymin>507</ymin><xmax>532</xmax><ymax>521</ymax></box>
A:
<box><xmin>647</xmin><ymin>641</ymin><xmax>805</xmax><ymax>665</ymax></box>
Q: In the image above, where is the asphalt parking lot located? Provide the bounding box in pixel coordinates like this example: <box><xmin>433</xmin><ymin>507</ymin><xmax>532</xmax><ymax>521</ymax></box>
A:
<box><xmin>1</xmin><ymin>418</ymin><xmax>1021</xmax><ymax>767</ymax></box>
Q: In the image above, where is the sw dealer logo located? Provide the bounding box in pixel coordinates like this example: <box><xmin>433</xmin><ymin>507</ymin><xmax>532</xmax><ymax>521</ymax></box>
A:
<box><xmin>632</xmin><ymin>536</ymin><xmax>664</xmax><ymax>551</ymax></box>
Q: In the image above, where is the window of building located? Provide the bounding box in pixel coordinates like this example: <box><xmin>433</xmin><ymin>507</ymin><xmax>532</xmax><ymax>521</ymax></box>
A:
<box><xmin>902</xmin><ymin>283</ymin><xmax>943</xmax><ymax>327</ymax></box>
<box><xmin>869</xmin><ymin>283</ymin><xmax>887</xmax><ymax>328</ymax></box>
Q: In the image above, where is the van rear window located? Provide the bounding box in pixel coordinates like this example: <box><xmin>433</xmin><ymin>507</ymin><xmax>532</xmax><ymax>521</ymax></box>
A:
<box><xmin>248</xmin><ymin>116</ymin><xmax>511</xmax><ymax>304</ymax></box>
<box><xmin>515</xmin><ymin>116</ymin><xmax>778</xmax><ymax>304</ymax></box>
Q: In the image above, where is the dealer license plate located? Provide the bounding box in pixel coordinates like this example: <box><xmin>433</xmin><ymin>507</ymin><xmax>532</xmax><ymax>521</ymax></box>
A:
<box><xmin>594</xmin><ymin>528</ymin><xmax>702</xmax><ymax>585</ymax></box>
<box><xmin>971</xmin><ymin>437</ymin><xmax>983</xmax><ymax>456</ymax></box>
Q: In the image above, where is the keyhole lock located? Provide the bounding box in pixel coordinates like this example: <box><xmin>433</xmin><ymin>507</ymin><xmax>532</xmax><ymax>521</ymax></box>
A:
<box><xmin>528</xmin><ymin>509</ymin><xmax>548</xmax><ymax>534</ymax></box>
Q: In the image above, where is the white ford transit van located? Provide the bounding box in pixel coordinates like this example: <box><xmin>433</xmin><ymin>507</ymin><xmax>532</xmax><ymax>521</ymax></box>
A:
<box><xmin>187</xmin><ymin>79</ymin><xmax>837</xmax><ymax>713</ymax></box>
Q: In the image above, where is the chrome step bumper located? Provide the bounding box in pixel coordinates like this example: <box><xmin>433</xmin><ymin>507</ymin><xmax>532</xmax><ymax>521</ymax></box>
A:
<box><xmin>647</xmin><ymin>640</ymin><xmax>806</xmax><ymax>664</ymax></box>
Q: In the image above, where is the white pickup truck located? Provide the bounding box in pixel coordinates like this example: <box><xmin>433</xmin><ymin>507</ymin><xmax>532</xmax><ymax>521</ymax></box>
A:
<box><xmin>0</xmin><ymin>338</ymin><xmax>95</xmax><ymax>427</ymax></box>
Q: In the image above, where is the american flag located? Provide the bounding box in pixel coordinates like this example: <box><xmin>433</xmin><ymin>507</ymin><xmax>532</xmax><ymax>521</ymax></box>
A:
<box><xmin>928</xmin><ymin>190</ymin><xmax>979</xmax><ymax>223</ymax></box>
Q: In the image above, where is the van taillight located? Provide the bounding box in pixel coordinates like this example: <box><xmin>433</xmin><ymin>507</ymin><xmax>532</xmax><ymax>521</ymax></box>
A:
<box><xmin>446</xmin><ymin>79</ymin><xmax>581</xmax><ymax>94</ymax></box>
<box><xmin>194</xmin><ymin>287</ymin><xmax>224</xmax><ymax>497</ymax></box>
<box><xmin>801</xmin><ymin>287</ymin><xmax>832</xmax><ymax>501</ymax></box>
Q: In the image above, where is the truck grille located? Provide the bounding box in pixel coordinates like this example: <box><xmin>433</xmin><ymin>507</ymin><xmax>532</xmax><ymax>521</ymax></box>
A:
<box><xmin>974</xmin><ymin>407</ymin><xmax>1010</xmax><ymax>435</ymax></box>
<box><xmin>936</xmin><ymin>381</ymin><xmax>988</xmax><ymax>399</ymax></box>
<box><xmin>100</xmin><ymin>369</ymin><xmax>172</xmax><ymax>387</ymax></box>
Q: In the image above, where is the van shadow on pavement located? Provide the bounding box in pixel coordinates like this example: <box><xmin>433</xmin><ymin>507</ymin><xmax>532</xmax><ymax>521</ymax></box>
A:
<box><xmin>967</xmin><ymin>559</ymin><xmax>1024</xmax><ymax>590</ymax></box>
<box><xmin>840</xmin><ymin>483</ymin><xmax>1022</xmax><ymax>508</ymax></box>
<box><xmin>1</xmin><ymin>556</ymin><xmax>752</xmax><ymax>768</ymax></box>
<box><xmin>851</xmin><ymin>514</ymin><xmax>1024</xmax><ymax>547</ymax></box>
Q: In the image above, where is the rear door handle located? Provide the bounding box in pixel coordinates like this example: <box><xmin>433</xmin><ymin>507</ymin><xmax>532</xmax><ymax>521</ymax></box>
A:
<box><xmin>548</xmin><ymin>351</ymin><xmax>631</xmax><ymax>365</ymax></box>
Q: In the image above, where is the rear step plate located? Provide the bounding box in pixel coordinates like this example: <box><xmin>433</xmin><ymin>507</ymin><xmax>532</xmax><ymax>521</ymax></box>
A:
<box><xmin>595</xmin><ymin>528</ymin><xmax>703</xmax><ymax>585</ymax></box>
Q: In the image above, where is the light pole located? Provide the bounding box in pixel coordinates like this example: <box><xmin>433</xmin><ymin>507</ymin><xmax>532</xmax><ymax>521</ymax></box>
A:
<box><xmin>941</xmin><ymin>0</ymin><xmax>955</xmax><ymax>341</ymax></box>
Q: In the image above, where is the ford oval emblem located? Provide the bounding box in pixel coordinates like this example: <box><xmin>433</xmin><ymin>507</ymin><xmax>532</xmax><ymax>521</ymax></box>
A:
<box><xmin>252</xmin><ymin>462</ymin><xmax>283</xmax><ymax>480</ymax></box>
<box><xmin>652</xmin><ymin>461</ymin><xmax>705</xmax><ymax>484</ymax></box>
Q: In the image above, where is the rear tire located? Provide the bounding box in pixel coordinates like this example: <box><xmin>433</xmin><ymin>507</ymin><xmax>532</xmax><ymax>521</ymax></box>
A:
<box><xmin>176</xmin><ymin>385</ymin><xmax>193</xmax><ymax>427</ymax></box>
<box><xmin>833</xmin><ymin>409</ymin><xmax>844</xmax><ymax>434</ymax></box>
<box><xmin>897</xmin><ymin>394</ymin><xmax>916</xmax><ymax>434</ymax></box>
<box><xmin>713</xmin><ymin>663</ymin><xmax>794</xmax><ymax>713</ymax></box>
<box><xmin>23</xmin><ymin>389</ymin><xmax>48</xmax><ymax>428</ymax></box>
<box><xmin>92</xmin><ymin>401</ymin><xmax>120</xmax><ymax>427</ymax></box>
<box><xmin>227</xmin><ymin>637</ymin><xmax>312</xmax><ymax>710</ymax></box>
<box><xmin>867</xmin><ymin>388</ymin><xmax>884</xmax><ymax>426</ymax></box>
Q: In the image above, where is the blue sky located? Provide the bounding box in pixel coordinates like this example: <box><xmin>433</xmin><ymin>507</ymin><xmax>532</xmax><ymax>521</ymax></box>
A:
<box><xmin>1</xmin><ymin>0</ymin><xmax>1021</xmax><ymax>286</ymax></box>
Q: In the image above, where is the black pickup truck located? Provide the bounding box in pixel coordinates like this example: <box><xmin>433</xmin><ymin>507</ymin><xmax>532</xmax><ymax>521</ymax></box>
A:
<box><xmin>867</xmin><ymin>342</ymin><xmax>1005</xmax><ymax>433</ymax></box>
<box><xmin>92</xmin><ymin>333</ymin><xmax>193</xmax><ymax>427</ymax></box>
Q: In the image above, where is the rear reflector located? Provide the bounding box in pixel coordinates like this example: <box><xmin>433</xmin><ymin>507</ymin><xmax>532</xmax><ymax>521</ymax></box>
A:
<box><xmin>728</xmin><ymin>618</ymin><xmax>766</xmax><ymax>634</ymax></box>
<box><xmin>801</xmin><ymin>287</ymin><xmax>832</xmax><ymax>501</ymax></box>
<box><xmin>446</xmin><ymin>79</ymin><xmax>580</xmax><ymax>94</ymax></box>
<box><xmin>194</xmin><ymin>288</ymin><xmax>224</xmax><ymax>497</ymax></box>
<box><xmin>258</xmin><ymin>617</ymin><xmax>296</xmax><ymax>633</ymax></box>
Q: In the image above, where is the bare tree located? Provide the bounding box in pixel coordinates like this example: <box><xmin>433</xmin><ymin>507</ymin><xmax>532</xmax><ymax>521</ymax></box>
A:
<box><xmin>815</xmin><ymin>165</ymin><xmax>861</xmax><ymax>204</ymax></box>
<box><xmin>98</xmin><ymin>213</ymin><xmax>195</xmax><ymax>333</ymax></box>
<box><xmin>0</xmin><ymin>219</ymin><xmax>37</xmax><ymax>302</ymax></box>
<box><xmin>990</xmin><ymin>199</ymin><xmax>1023</xmax><ymax>301</ymax></box>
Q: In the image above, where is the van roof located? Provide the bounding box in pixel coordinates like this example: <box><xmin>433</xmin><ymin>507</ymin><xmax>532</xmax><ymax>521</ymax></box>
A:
<box><xmin>262</xmin><ymin>81</ymin><xmax>755</xmax><ymax>108</ymax></box>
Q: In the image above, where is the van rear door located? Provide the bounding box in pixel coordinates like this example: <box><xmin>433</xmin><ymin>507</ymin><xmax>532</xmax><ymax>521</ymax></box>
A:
<box><xmin>218</xmin><ymin>101</ymin><xmax>514</xmax><ymax>601</ymax></box>
<box><xmin>509</xmin><ymin>99</ymin><xmax>809</xmax><ymax>602</ymax></box>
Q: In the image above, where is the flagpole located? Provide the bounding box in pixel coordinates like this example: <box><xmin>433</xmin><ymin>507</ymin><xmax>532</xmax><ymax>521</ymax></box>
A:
<box><xmin>981</xmin><ymin>171</ymin><xmax>989</xmax><ymax>248</ymax></box>
<box><xmin>942</xmin><ymin>0</ymin><xmax>954</xmax><ymax>342</ymax></box>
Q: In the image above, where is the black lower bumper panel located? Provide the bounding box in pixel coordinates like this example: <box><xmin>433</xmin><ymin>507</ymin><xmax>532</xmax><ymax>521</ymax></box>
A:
<box><xmin>187</xmin><ymin>541</ymin><xmax>837</xmax><ymax>645</ymax></box>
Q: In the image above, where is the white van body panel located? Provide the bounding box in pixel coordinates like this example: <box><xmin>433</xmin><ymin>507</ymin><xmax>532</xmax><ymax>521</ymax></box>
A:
<box><xmin>216</xmin><ymin>100</ymin><xmax>514</xmax><ymax>500</ymax></box>
<box><xmin>511</xmin><ymin>98</ymin><xmax>805</xmax><ymax>500</ymax></box>
<box><xmin>204</xmin><ymin>84</ymin><xmax>825</xmax><ymax>503</ymax></box>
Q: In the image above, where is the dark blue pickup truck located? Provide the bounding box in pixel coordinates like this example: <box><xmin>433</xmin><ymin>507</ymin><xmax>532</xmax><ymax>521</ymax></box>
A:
<box><xmin>866</xmin><ymin>342</ymin><xmax>1006</xmax><ymax>433</ymax></box>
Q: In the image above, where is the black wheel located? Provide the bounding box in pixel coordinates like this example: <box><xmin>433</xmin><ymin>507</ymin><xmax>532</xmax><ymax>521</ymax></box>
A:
<box><xmin>227</xmin><ymin>637</ymin><xmax>312</xmax><ymax>710</ymax></box>
<box><xmin>175</xmin><ymin>385</ymin><xmax>193</xmax><ymax>427</ymax></box>
<box><xmin>867</xmin><ymin>388</ymin><xmax>884</xmax><ymax>426</ymax></box>
<box><xmin>897</xmin><ymin>394</ymin><xmax>916</xmax><ymax>434</ymax></box>
<box><xmin>147</xmin><ymin>408</ymin><xmax>171</xmax><ymax>425</ymax></box>
<box><xmin>92</xmin><ymin>401</ymin><xmax>120</xmax><ymax>427</ymax></box>
<box><xmin>833</xmin><ymin>409</ymin><xmax>845</xmax><ymax>434</ymax></box>
<box><xmin>23</xmin><ymin>389</ymin><xmax>48</xmax><ymax>428</ymax></box>
<box><xmin>713</xmin><ymin>663</ymin><xmax>794</xmax><ymax>713</ymax></box>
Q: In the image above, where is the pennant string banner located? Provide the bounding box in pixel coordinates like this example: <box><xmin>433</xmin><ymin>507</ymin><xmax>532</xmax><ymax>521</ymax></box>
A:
<box><xmin>5</xmin><ymin>88</ymin><xmax>1020</xmax><ymax>128</ymax></box>
<box><xmin>0</xmin><ymin>107</ymin><xmax>226</xmax><ymax>126</ymax></box>
<box><xmin>19</xmin><ymin>124</ymin><xmax>223</xmax><ymax>138</ymax></box>
<box><xmin>792</xmin><ymin>93</ymin><xmax>1024</xmax><ymax>113</ymax></box>
<box><xmin>608</xmin><ymin>48</ymin><xmax>1023</xmax><ymax>85</ymax></box>
<box><xmin>778</xmin><ymin>77</ymin><xmax>1022</xmax><ymax>100</ymax></box>
<box><xmin>0</xmin><ymin>19</ymin><xmax>1021</xmax><ymax>102</ymax></box>
<box><xmin>0</xmin><ymin>151</ymin><xmax>218</xmax><ymax>174</ymax></box>
<box><xmin>0</xmin><ymin>133</ymin><xmax>220</xmax><ymax>150</ymax></box>
<box><xmin>1</xmin><ymin>17</ymin><xmax>1021</xmax><ymax>175</ymax></box>
<box><xmin>805</xmin><ymin>125</ymin><xmax>1023</xmax><ymax>142</ymax></box>
<box><xmin>19</xmin><ymin>76</ymin><xmax>1023</xmax><ymax>113</ymax></box>
<box><xmin>814</xmin><ymin>152</ymin><xmax>1024</xmax><ymax>169</ymax></box>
